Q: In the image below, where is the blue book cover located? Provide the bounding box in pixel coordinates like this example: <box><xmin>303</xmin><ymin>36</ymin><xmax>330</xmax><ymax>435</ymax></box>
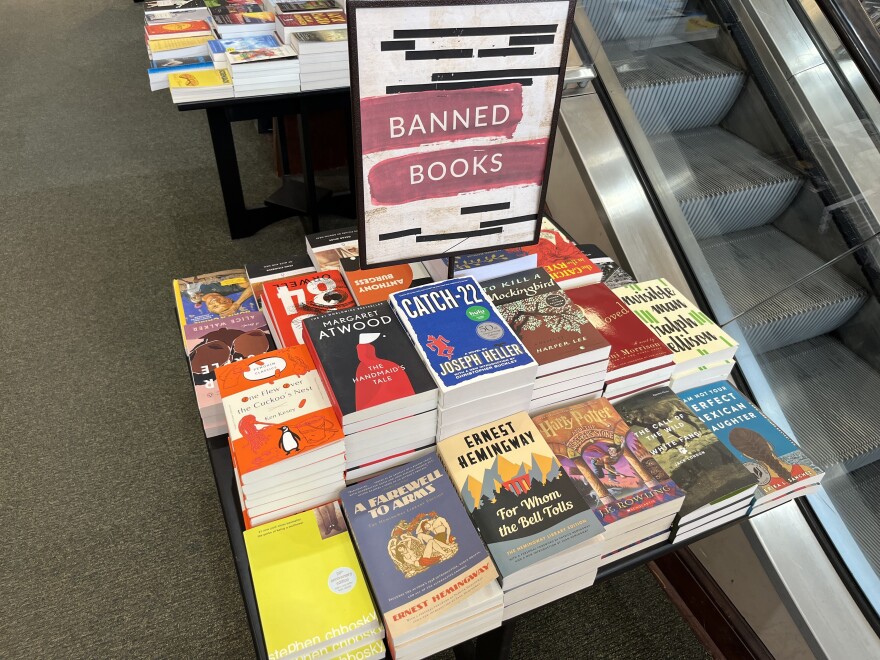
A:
<box><xmin>389</xmin><ymin>277</ymin><xmax>536</xmax><ymax>394</ymax></box>
<box><xmin>679</xmin><ymin>382</ymin><xmax>823</xmax><ymax>501</ymax></box>
<box><xmin>208</xmin><ymin>34</ymin><xmax>280</xmax><ymax>56</ymax></box>
<box><xmin>340</xmin><ymin>454</ymin><xmax>498</xmax><ymax>638</ymax></box>
<box><xmin>148</xmin><ymin>55</ymin><xmax>213</xmax><ymax>73</ymax></box>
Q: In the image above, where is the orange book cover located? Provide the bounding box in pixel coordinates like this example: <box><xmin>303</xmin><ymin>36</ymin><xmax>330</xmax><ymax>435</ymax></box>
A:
<box><xmin>216</xmin><ymin>345</ymin><xmax>343</xmax><ymax>478</ymax></box>
<box><xmin>145</xmin><ymin>20</ymin><xmax>212</xmax><ymax>37</ymax></box>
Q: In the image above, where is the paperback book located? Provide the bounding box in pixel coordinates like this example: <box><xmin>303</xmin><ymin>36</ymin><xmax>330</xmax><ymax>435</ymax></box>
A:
<box><xmin>482</xmin><ymin>268</ymin><xmax>610</xmax><ymax>377</ymax></box>
<box><xmin>614</xmin><ymin>279</ymin><xmax>738</xmax><ymax>373</ymax></box>
<box><xmin>679</xmin><ymin>382</ymin><xmax>824</xmax><ymax>503</ymax></box>
<box><xmin>145</xmin><ymin>20</ymin><xmax>213</xmax><ymax>38</ymax></box>
<box><xmin>306</xmin><ymin>227</ymin><xmax>359</xmax><ymax>272</ymax></box>
<box><xmin>533</xmin><ymin>398</ymin><xmax>685</xmax><ymax>528</ymax></box>
<box><xmin>244</xmin><ymin>255</ymin><xmax>313</xmax><ymax>305</ymax></box>
<box><xmin>173</xmin><ymin>269</ymin><xmax>258</xmax><ymax>338</ymax></box>
<box><xmin>423</xmin><ymin>248</ymin><xmax>538</xmax><ymax>284</ymax></box>
<box><xmin>261</xmin><ymin>270</ymin><xmax>355</xmax><ymax>346</ymax></box>
<box><xmin>291</xmin><ymin>29</ymin><xmax>349</xmax><ymax>54</ymax></box>
<box><xmin>518</xmin><ymin>217</ymin><xmax>603</xmax><ymax>289</ymax></box>
<box><xmin>276</xmin><ymin>0</ymin><xmax>340</xmax><ymax>12</ymax></box>
<box><xmin>277</xmin><ymin>10</ymin><xmax>346</xmax><ymax>28</ymax></box>
<box><xmin>437</xmin><ymin>411</ymin><xmax>605</xmax><ymax>583</ymax></box>
<box><xmin>577</xmin><ymin>244</ymin><xmax>638</xmax><ymax>288</ymax></box>
<box><xmin>303</xmin><ymin>302</ymin><xmax>437</xmax><ymax>427</ymax></box>
<box><xmin>340</xmin><ymin>257</ymin><xmax>432</xmax><ymax>306</ymax></box>
<box><xmin>613</xmin><ymin>387</ymin><xmax>757</xmax><ymax>523</ymax></box>
<box><xmin>340</xmin><ymin>453</ymin><xmax>499</xmax><ymax>639</ymax></box>
<box><xmin>243</xmin><ymin>503</ymin><xmax>384</xmax><ymax>660</ymax></box>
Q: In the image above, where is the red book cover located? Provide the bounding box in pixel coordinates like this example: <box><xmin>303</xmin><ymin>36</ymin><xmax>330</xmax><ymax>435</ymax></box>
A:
<box><xmin>216</xmin><ymin>345</ymin><xmax>344</xmax><ymax>480</ymax></box>
<box><xmin>520</xmin><ymin>217</ymin><xmax>603</xmax><ymax>289</ymax></box>
<box><xmin>277</xmin><ymin>10</ymin><xmax>346</xmax><ymax>27</ymax></box>
<box><xmin>261</xmin><ymin>271</ymin><xmax>355</xmax><ymax>347</ymax></box>
<box><xmin>567</xmin><ymin>283</ymin><xmax>674</xmax><ymax>377</ymax></box>
<box><xmin>145</xmin><ymin>20</ymin><xmax>212</xmax><ymax>36</ymax></box>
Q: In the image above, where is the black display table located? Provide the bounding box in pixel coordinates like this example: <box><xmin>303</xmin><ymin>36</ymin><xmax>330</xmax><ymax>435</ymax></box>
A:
<box><xmin>178</xmin><ymin>88</ymin><xmax>354</xmax><ymax>239</ymax></box>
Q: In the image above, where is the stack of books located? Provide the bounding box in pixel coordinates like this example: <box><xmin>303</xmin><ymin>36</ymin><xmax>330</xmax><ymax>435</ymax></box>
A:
<box><xmin>423</xmin><ymin>248</ymin><xmax>537</xmax><ymax>283</ymax></box>
<box><xmin>613</xmin><ymin>279</ymin><xmax>738</xmax><ymax>392</ymax></box>
<box><xmin>243</xmin><ymin>255</ymin><xmax>313</xmax><ymax>308</ymax></box>
<box><xmin>144</xmin><ymin>0</ymin><xmax>211</xmax><ymax>24</ymax></box>
<box><xmin>483</xmin><ymin>268</ymin><xmax>611</xmax><ymax>415</ymax></box>
<box><xmin>680</xmin><ymin>381</ymin><xmax>824</xmax><ymax>516</ymax></box>
<box><xmin>168</xmin><ymin>68</ymin><xmax>234</xmax><ymax>102</ymax></box>
<box><xmin>568</xmin><ymin>283</ymin><xmax>676</xmax><ymax>403</ymax></box>
<box><xmin>275</xmin><ymin>10</ymin><xmax>347</xmax><ymax>44</ymax></box>
<box><xmin>339</xmin><ymin>256</ymin><xmax>432</xmax><ymax>306</ymax></box>
<box><xmin>390</xmin><ymin>278</ymin><xmax>538</xmax><ymax>441</ymax></box>
<box><xmin>244</xmin><ymin>503</ymin><xmax>386</xmax><ymax>660</ymax></box>
<box><xmin>292</xmin><ymin>30</ymin><xmax>350</xmax><ymax>90</ymax></box>
<box><xmin>304</xmin><ymin>303</ymin><xmax>439</xmax><ymax>482</ymax></box>
<box><xmin>518</xmin><ymin>217</ymin><xmax>604</xmax><ymax>289</ymax></box>
<box><xmin>437</xmin><ymin>412</ymin><xmax>606</xmax><ymax>619</ymax></box>
<box><xmin>145</xmin><ymin>19</ymin><xmax>214</xmax><ymax>65</ymax></box>
<box><xmin>614</xmin><ymin>387</ymin><xmax>758</xmax><ymax>542</ymax></box>
<box><xmin>208</xmin><ymin>33</ymin><xmax>282</xmax><ymax>65</ymax></box>
<box><xmin>223</xmin><ymin>34</ymin><xmax>301</xmax><ymax>97</ymax></box>
<box><xmin>305</xmin><ymin>227</ymin><xmax>359</xmax><ymax>272</ymax></box>
<box><xmin>577</xmin><ymin>244</ymin><xmax>638</xmax><ymax>289</ymax></box>
<box><xmin>341</xmin><ymin>454</ymin><xmax>504</xmax><ymax>659</ymax></box>
<box><xmin>533</xmin><ymin>398</ymin><xmax>686</xmax><ymax>564</ymax></box>
<box><xmin>148</xmin><ymin>55</ymin><xmax>214</xmax><ymax>91</ymax></box>
<box><xmin>217</xmin><ymin>345</ymin><xmax>346</xmax><ymax>528</ymax></box>
<box><xmin>173</xmin><ymin>269</ymin><xmax>267</xmax><ymax>437</ymax></box>
<box><xmin>260</xmin><ymin>270</ymin><xmax>355</xmax><ymax>346</ymax></box>
<box><xmin>210</xmin><ymin>4</ymin><xmax>277</xmax><ymax>38</ymax></box>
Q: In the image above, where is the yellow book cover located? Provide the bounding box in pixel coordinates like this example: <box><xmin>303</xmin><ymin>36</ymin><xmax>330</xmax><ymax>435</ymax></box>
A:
<box><xmin>168</xmin><ymin>68</ymin><xmax>232</xmax><ymax>89</ymax></box>
<box><xmin>614</xmin><ymin>278</ymin><xmax>738</xmax><ymax>371</ymax></box>
<box><xmin>148</xmin><ymin>35</ymin><xmax>213</xmax><ymax>53</ymax></box>
<box><xmin>243</xmin><ymin>503</ymin><xmax>383</xmax><ymax>660</ymax></box>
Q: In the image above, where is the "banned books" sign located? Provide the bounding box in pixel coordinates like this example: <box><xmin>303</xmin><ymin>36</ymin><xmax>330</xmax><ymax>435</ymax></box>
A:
<box><xmin>349</xmin><ymin>0</ymin><xmax>575</xmax><ymax>267</ymax></box>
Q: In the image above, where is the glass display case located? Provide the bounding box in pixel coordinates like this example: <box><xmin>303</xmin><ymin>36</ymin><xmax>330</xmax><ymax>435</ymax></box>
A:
<box><xmin>559</xmin><ymin>0</ymin><xmax>880</xmax><ymax>645</ymax></box>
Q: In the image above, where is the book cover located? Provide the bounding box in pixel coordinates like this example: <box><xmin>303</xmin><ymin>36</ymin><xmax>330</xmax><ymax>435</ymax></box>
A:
<box><xmin>436</xmin><ymin>412</ymin><xmax>604</xmax><ymax>579</ymax></box>
<box><xmin>518</xmin><ymin>217</ymin><xmax>602</xmax><ymax>289</ymax></box>
<box><xmin>577</xmin><ymin>244</ymin><xmax>638</xmax><ymax>288</ymax></box>
<box><xmin>614</xmin><ymin>279</ymin><xmax>738</xmax><ymax>369</ymax></box>
<box><xmin>149</xmin><ymin>55</ymin><xmax>213</xmax><ymax>71</ymax></box>
<box><xmin>613</xmin><ymin>387</ymin><xmax>757</xmax><ymax>519</ymax></box>
<box><xmin>261</xmin><ymin>271</ymin><xmax>355</xmax><ymax>346</ymax></box>
<box><xmin>173</xmin><ymin>269</ymin><xmax>258</xmax><ymax>333</ymax></box>
<box><xmin>306</xmin><ymin>228</ymin><xmax>359</xmax><ymax>272</ymax></box>
<box><xmin>278</xmin><ymin>0</ymin><xmax>339</xmax><ymax>10</ymax></box>
<box><xmin>145</xmin><ymin>0</ymin><xmax>206</xmax><ymax>9</ymax></box>
<box><xmin>145</xmin><ymin>20</ymin><xmax>212</xmax><ymax>36</ymax></box>
<box><xmin>216</xmin><ymin>345</ymin><xmax>343</xmax><ymax>478</ymax></box>
<box><xmin>482</xmin><ymin>268</ymin><xmax>610</xmax><ymax>371</ymax></box>
<box><xmin>227</xmin><ymin>44</ymin><xmax>297</xmax><ymax>64</ymax></box>
<box><xmin>244</xmin><ymin>502</ymin><xmax>383</xmax><ymax>659</ymax></box>
<box><xmin>209</xmin><ymin>3</ymin><xmax>263</xmax><ymax>15</ymax></box>
<box><xmin>303</xmin><ymin>302</ymin><xmax>436</xmax><ymax>421</ymax></box>
<box><xmin>168</xmin><ymin>68</ymin><xmax>233</xmax><ymax>88</ymax></box>
<box><xmin>340</xmin><ymin>454</ymin><xmax>498</xmax><ymax>638</ymax></box>
<box><xmin>244</xmin><ymin>255</ymin><xmax>313</xmax><ymax>304</ymax></box>
<box><xmin>389</xmin><ymin>278</ymin><xmax>536</xmax><ymax>393</ymax></box>
<box><xmin>532</xmin><ymin>399</ymin><xmax>685</xmax><ymax>526</ymax></box>
<box><xmin>214</xmin><ymin>11</ymin><xmax>275</xmax><ymax>24</ymax></box>
<box><xmin>208</xmin><ymin>34</ymin><xmax>281</xmax><ymax>55</ymax></box>
<box><xmin>148</xmin><ymin>35</ymin><xmax>213</xmax><ymax>52</ymax></box>
<box><xmin>293</xmin><ymin>29</ymin><xmax>348</xmax><ymax>45</ymax></box>
<box><xmin>340</xmin><ymin>257</ymin><xmax>432</xmax><ymax>306</ymax></box>
<box><xmin>567</xmin><ymin>283</ymin><xmax>673</xmax><ymax>376</ymax></box>
<box><xmin>278</xmin><ymin>10</ymin><xmax>346</xmax><ymax>26</ymax></box>
<box><xmin>184</xmin><ymin>311</ymin><xmax>273</xmax><ymax>423</ymax></box>
<box><xmin>679</xmin><ymin>382</ymin><xmax>823</xmax><ymax>499</ymax></box>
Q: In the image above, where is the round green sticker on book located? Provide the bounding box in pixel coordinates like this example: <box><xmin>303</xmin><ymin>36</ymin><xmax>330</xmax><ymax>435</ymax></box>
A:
<box><xmin>466</xmin><ymin>305</ymin><xmax>490</xmax><ymax>322</ymax></box>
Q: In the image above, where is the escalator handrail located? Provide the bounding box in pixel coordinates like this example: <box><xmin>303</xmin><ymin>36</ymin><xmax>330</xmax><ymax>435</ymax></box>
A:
<box><xmin>814</xmin><ymin>0</ymin><xmax>880</xmax><ymax>102</ymax></box>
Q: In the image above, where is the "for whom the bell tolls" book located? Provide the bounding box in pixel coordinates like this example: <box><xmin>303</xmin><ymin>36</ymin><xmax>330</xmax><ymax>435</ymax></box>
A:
<box><xmin>303</xmin><ymin>301</ymin><xmax>437</xmax><ymax>430</ymax></box>
<box><xmin>437</xmin><ymin>411</ymin><xmax>605</xmax><ymax>589</ymax></box>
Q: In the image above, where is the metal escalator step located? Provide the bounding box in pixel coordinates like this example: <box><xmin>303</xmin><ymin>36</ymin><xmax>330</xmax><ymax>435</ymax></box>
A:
<box><xmin>700</xmin><ymin>225</ymin><xmax>867</xmax><ymax>353</ymax></box>
<box><xmin>821</xmin><ymin>463</ymin><xmax>880</xmax><ymax>576</ymax></box>
<box><xmin>583</xmin><ymin>0</ymin><xmax>686</xmax><ymax>42</ymax></box>
<box><xmin>651</xmin><ymin>127</ymin><xmax>802</xmax><ymax>238</ymax></box>
<box><xmin>609</xmin><ymin>43</ymin><xmax>745</xmax><ymax>135</ymax></box>
<box><xmin>761</xmin><ymin>336</ymin><xmax>880</xmax><ymax>468</ymax></box>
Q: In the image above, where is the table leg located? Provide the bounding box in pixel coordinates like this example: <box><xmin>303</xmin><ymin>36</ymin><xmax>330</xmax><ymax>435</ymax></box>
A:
<box><xmin>297</xmin><ymin>103</ymin><xmax>320</xmax><ymax>234</ymax></box>
<box><xmin>473</xmin><ymin>620</ymin><xmax>516</xmax><ymax>660</ymax></box>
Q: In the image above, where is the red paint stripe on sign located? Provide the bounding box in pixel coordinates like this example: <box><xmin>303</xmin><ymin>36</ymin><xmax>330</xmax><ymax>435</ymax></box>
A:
<box><xmin>368</xmin><ymin>139</ymin><xmax>548</xmax><ymax>206</ymax></box>
<box><xmin>360</xmin><ymin>84</ymin><xmax>525</xmax><ymax>154</ymax></box>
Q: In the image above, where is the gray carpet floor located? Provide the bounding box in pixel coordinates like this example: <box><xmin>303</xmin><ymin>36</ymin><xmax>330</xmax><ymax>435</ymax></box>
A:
<box><xmin>0</xmin><ymin>2</ymin><xmax>710</xmax><ymax>658</ymax></box>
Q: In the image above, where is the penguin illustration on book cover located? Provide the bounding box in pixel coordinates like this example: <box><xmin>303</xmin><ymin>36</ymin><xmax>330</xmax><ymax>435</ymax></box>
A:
<box><xmin>278</xmin><ymin>425</ymin><xmax>300</xmax><ymax>454</ymax></box>
<box><xmin>354</xmin><ymin>332</ymin><xmax>415</xmax><ymax>411</ymax></box>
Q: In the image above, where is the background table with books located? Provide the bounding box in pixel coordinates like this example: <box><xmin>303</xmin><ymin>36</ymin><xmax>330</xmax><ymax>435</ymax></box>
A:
<box><xmin>174</xmin><ymin>217</ymin><xmax>825</xmax><ymax>660</ymax></box>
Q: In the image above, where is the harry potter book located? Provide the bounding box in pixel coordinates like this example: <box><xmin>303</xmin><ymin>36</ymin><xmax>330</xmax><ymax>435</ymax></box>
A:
<box><xmin>340</xmin><ymin>257</ymin><xmax>432</xmax><ymax>306</ymax></box>
<box><xmin>613</xmin><ymin>387</ymin><xmax>757</xmax><ymax>526</ymax></box>
<box><xmin>389</xmin><ymin>278</ymin><xmax>537</xmax><ymax>410</ymax></box>
<box><xmin>482</xmin><ymin>268</ymin><xmax>611</xmax><ymax>377</ymax></box>
<box><xmin>679</xmin><ymin>382</ymin><xmax>823</xmax><ymax>508</ymax></box>
<box><xmin>614</xmin><ymin>279</ymin><xmax>738</xmax><ymax>374</ymax></box>
<box><xmin>437</xmin><ymin>412</ymin><xmax>605</xmax><ymax>588</ymax></box>
<box><xmin>303</xmin><ymin>302</ymin><xmax>437</xmax><ymax>429</ymax></box>
<box><xmin>532</xmin><ymin>398</ymin><xmax>685</xmax><ymax>535</ymax></box>
<box><xmin>261</xmin><ymin>270</ymin><xmax>355</xmax><ymax>347</ymax></box>
<box><xmin>244</xmin><ymin>503</ymin><xmax>384</xmax><ymax>659</ymax></box>
<box><xmin>340</xmin><ymin>454</ymin><xmax>501</xmax><ymax>650</ymax></box>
